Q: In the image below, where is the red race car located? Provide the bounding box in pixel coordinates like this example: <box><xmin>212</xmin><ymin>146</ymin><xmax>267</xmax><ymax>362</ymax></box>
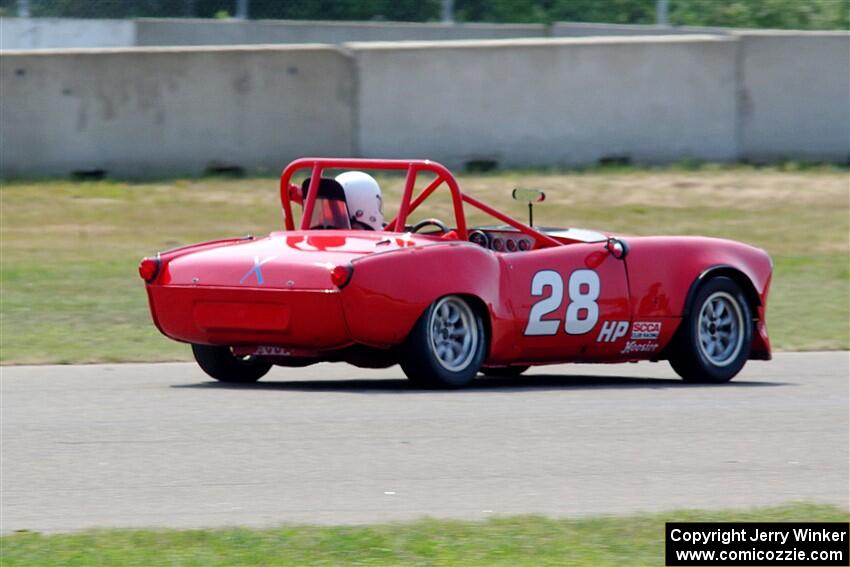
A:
<box><xmin>140</xmin><ymin>158</ymin><xmax>772</xmax><ymax>387</ymax></box>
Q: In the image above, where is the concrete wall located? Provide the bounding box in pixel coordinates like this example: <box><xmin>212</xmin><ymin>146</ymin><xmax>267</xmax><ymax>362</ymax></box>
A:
<box><xmin>351</xmin><ymin>36</ymin><xmax>740</xmax><ymax>168</ymax></box>
<box><xmin>551</xmin><ymin>22</ymin><xmax>727</xmax><ymax>37</ymax></box>
<box><xmin>735</xmin><ymin>31</ymin><xmax>850</xmax><ymax>162</ymax></box>
<box><xmin>0</xmin><ymin>18</ymin><xmax>743</xmax><ymax>51</ymax></box>
<box><xmin>135</xmin><ymin>18</ymin><xmax>547</xmax><ymax>46</ymax></box>
<box><xmin>0</xmin><ymin>17</ymin><xmax>741</xmax><ymax>51</ymax></box>
<box><xmin>0</xmin><ymin>45</ymin><xmax>354</xmax><ymax>177</ymax></box>
<box><xmin>0</xmin><ymin>18</ymin><xmax>135</xmax><ymax>49</ymax></box>
<box><xmin>0</xmin><ymin>17</ymin><xmax>547</xmax><ymax>50</ymax></box>
<box><xmin>1</xmin><ymin>32</ymin><xmax>847</xmax><ymax>177</ymax></box>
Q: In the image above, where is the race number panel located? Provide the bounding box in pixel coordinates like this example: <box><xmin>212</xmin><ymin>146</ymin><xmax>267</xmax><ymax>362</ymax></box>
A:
<box><xmin>507</xmin><ymin>243</ymin><xmax>631</xmax><ymax>361</ymax></box>
<box><xmin>524</xmin><ymin>270</ymin><xmax>601</xmax><ymax>336</ymax></box>
<box><xmin>524</xmin><ymin>270</ymin><xmax>563</xmax><ymax>336</ymax></box>
<box><xmin>565</xmin><ymin>269</ymin><xmax>600</xmax><ymax>335</ymax></box>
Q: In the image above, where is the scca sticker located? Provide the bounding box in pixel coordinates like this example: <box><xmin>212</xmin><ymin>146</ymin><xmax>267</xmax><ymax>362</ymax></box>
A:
<box><xmin>631</xmin><ymin>321</ymin><xmax>661</xmax><ymax>340</ymax></box>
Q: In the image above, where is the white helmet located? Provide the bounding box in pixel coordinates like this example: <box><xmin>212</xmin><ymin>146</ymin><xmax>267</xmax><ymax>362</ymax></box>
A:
<box><xmin>335</xmin><ymin>171</ymin><xmax>384</xmax><ymax>231</ymax></box>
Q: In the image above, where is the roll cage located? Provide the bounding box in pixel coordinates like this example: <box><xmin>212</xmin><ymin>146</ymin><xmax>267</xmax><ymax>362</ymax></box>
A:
<box><xmin>280</xmin><ymin>158</ymin><xmax>562</xmax><ymax>249</ymax></box>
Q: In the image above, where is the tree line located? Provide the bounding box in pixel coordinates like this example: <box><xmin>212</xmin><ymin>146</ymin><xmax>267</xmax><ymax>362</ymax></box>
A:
<box><xmin>0</xmin><ymin>0</ymin><xmax>846</xmax><ymax>30</ymax></box>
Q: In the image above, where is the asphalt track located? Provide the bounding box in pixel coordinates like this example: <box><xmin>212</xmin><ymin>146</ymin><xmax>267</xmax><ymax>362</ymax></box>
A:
<box><xmin>1</xmin><ymin>352</ymin><xmax>848</xmax><ymax>533</ymax></box>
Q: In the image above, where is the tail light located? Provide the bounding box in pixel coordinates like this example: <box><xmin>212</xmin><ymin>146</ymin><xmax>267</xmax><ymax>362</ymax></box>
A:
<box><xmin>138</xmin><ymin>256</ymin><xmax>160</xmax><ymax>283</ymax></box>
<box><xmin>329</xmin><ymin>264</ymin><xmax>353</xmax><ymax>288</ymax></box>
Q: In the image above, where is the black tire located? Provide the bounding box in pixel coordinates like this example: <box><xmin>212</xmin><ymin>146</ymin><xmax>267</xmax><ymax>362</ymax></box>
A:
<box><xmin>481</xmin><ymin>366</ymin><xmax>530</xmax><ymax>377</ymax></box>
<box><xmin>669</xmin><ymin>276</ymin><xmax>752</xmax><ymax>383</ymax></box>
<box><xmin>399</xmin><ymin>295</ymin><xmax>487</xmax><ymax>388</ymax></box>
<box><xmin>191</xmin><ymin>344</ymin><xmax>272</xmax><ymax>383</ymax></box>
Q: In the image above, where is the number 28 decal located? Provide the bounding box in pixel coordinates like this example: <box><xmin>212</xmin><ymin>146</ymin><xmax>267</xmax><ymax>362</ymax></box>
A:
<box><xmin>524</xmin><ymin>269</ymin><xmax>600</xmax><ymax>336</ymax></box>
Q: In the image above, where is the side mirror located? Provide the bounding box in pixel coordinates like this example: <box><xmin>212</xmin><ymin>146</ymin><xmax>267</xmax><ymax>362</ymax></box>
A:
<box><xmin>512</xmin><ymin>188</ymin><xmax>545</xmax><ymax>227</ymax></box>
<box><xmin>606</xmin><ymin>237</ymin><xmax>629</xmax><ymax>260</ymax></box>
<box><xmin>512</xmin><ymin>188</ymin><xmax>546</xmax><ymax>203</ymax></box>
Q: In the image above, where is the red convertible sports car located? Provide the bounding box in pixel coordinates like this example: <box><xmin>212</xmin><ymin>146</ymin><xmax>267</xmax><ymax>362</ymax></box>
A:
<box><xmin>140</xmin><ymin>158</ymin><xmax>772</xmax><ymax>387</ymax></box>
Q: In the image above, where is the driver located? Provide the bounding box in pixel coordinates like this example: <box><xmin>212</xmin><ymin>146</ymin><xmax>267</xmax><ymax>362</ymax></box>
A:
<box><xmin>335</xmin><ymin>171</ymin><xmax>384</xmax><ymax>231</ymax></box>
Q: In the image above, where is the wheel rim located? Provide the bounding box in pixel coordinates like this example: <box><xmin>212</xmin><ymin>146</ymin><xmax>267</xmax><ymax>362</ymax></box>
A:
<box><xmin>697</xmin><ymin>291</ymin><xmax>744</xmax><ymax>367</ymax></box>
<box><xmin>428</xmin><ymin>296</ymin><xmax>479</xmax><ymax>372</ymax></box>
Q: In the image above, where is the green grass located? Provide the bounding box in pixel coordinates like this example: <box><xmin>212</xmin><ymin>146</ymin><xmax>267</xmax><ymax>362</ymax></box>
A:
<box><xmin>1</xmin><ymin>166</ymin><xmax>847</xmax><ymax>364</ymax></box>
<box><xmin>1</xmin><ymin>503</ymin><xmax>846</xmax><ymax>567</ymax></box>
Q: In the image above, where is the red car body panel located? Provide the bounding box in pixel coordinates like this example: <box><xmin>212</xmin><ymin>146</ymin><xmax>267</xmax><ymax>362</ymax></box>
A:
<box><xmin>623</xmin><ymin>236</ymin><xmax>772</xmax><ymax>359</ymax></box>
<box><xmin>142</xmin><ymin>158</ymin><xmax>772</xmax><ymax>367</ymax></box>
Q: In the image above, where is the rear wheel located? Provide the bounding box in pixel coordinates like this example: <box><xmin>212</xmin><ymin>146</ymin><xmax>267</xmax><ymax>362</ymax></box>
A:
<box><xmin>669</xmin><ymin>277</ymin><xmax>752</xmax><ymax>383</ymax></box>
<box><xmin>481</xmin><ymin>366</ymin><xmax>530</xmax><ymax>377</ymax></box>
<box><xmin>400</xmin><ymin>295</ymin><xmax>486</xmax><ymax>388</ymax></box>
<box><xmin>191</xmin><ymin>344</ymin><xmax>272</xmax><ymax>383</ymax></box>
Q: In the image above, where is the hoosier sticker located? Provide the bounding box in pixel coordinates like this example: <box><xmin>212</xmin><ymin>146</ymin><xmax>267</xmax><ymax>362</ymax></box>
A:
<box><xmin>631</xmin><ymin>321</ymin><xmax>661</xmax><ymax>340</ymax></box>
<box><xmin>621</xmin><ymin>341</ymin><xmax>659</xmax><ymax>354</ymax></box>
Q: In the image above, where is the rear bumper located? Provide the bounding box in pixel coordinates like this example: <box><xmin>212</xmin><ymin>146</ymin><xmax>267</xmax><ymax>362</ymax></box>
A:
<box><xmin>146</xmin><ymin>285</ymin><xmax>352</xmax><ymax>349</ymax></box>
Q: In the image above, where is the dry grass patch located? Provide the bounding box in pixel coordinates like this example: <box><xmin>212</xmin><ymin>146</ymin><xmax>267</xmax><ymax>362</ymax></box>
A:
<box><xmin>1</xmin><ymin>166</ymin><xmax>847</xmax><ymax>364</ymax></box>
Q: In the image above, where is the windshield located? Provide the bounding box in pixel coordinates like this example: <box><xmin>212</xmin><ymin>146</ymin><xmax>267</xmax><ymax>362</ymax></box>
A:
<box><xmin>301</xmin><ymin>177</ymin><xmax>352</xmax><ymax>230</ymax></box>
<box><xmin>308</xmin><ymin>198</ymin><xmax>351</xmax><ymax>230</ymax></box>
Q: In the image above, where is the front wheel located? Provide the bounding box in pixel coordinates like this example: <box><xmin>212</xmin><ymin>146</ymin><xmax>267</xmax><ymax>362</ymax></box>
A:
<box><xmin>669</xmin><ymin>276</ymin><xmax>752</xmax><ymax>383</ymax></box>
<box><xmin>400</xmin><ymin>295</ymin><xmax>487</xmax><ymax>388</ymax></box>
<box><xmin>192</xmin><ymin>344</ymin><xmax>272</xmax><ymax>383</ymax></box>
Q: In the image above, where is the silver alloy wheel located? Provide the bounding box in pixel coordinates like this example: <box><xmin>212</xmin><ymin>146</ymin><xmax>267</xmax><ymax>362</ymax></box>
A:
<box><xmin>697</xmin><ymin>291</ymin><xmax>744</xmax><ymax>367</ymax></box>
<box><xmin>428</xmin><ymin>296</ymin><xmax>479</xmax><ymax>372</ymax></box>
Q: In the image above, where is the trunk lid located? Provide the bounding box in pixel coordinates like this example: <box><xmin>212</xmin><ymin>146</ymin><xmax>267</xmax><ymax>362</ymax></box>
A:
<box><xmin>162</xmin><ymin>230</ymin><xmax>428</xmax><ymax>290</ymax></box>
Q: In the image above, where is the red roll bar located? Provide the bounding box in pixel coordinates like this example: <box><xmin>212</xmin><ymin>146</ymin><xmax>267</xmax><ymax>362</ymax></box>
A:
<box><xmin>279</xmin><ymin>158</ymin><xmax>561</xmax><ymax>248</ymax></box>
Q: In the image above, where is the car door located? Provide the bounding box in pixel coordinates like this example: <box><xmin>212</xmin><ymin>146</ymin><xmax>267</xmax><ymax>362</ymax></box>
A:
<box><xmin>503</xmin><ymin>242</ymin><xmax>631</xmax><ymax>362</ymax></box>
